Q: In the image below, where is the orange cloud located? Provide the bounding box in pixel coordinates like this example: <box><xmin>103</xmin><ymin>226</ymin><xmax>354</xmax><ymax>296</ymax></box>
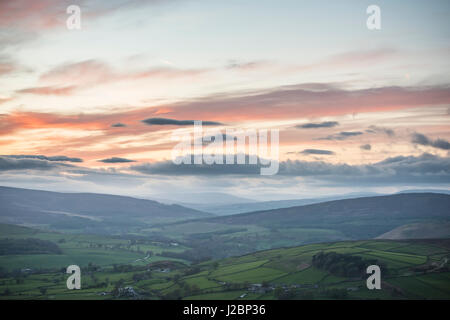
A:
<box><xmin>161</xmin><ymin>85</ymin><xmax>450</xmax><ymax>122</ymax></box>
<box><xmin>3</xmin><ymin>84</ymin><xmax>450</xmax><ymax>136</ymax></box>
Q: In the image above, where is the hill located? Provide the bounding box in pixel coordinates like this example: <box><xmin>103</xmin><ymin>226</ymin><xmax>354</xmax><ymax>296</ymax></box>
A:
<box><xmin>0</xmin><ymin>186</ymin><xmax>211</xmax><ymax>234</ymax></box>
<box><xmin>377</xmin><ymin>222</ymin><xmax>450</xmax><ymax>240</ymax></box>
<box><xmin>185</xmin><ymin>192</ymin><xmax>382</xmax><ymax>215</ymax></box>
<box><xmin>1</xmin><ymin>238</ymin><xmax>449</xmax><ymax>300</ymax></box>
<box><xmin>0</xmin><ymin>223</ymin><xmax>190</xmax><ymax>272</ymax></box>
<box><xmin>147</xmin><ymin>193</ymin><xmax>450</xmax><ymax>258</ymax></box>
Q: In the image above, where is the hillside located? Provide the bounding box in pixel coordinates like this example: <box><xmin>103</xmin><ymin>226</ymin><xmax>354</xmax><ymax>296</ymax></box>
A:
<box><xmin>207</xmin><ymin>193</ymin><xmax>450</xmax><ymax>229</ymax></box>
<box><xmin>377</xmin><ymin>222</ymin><xmax>450</xmax><ymax>240</ymax></box>
<box><xmin>147</xmin><ymin>193</ymin><xmax>450</xmax><ymax>258</ymax></box>
<box><xmin>1</xmin><ymin>237</ymin><xmax>449</xmax><ymax>300</ymax></box>
<box><xmin>0</xmin><ymin>186</ymin><xmax>211</xmax><ymax>234</ymax></box>
<box><xmin>0</xmin><ymin>223</ymin><xmax>190</xmax><ymax>272</ymax></box>
<box><xmin>183</xmin><ymin>192</ymin><xmax>382</xmax><ymax>215</ymax></box>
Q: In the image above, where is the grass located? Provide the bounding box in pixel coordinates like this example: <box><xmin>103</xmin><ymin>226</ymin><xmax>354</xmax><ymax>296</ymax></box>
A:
<box><xmin>211</xmin><ymin>260</ymin><xmax>268</xmax><ymax>277</ymax></box>
<box><xmin>273</xmin><ymin>267</ymin><xmax>327</xmax><ymax>285</ymax></box>
<box><xmin>215</xmin><ymin>267</ymin><xmax>286</xmax><ymax>283</ymax></box>
<box><xmin>1</xmin><ymin>233</ymin><xmax>449</xmax><ymax>300</ymax></box>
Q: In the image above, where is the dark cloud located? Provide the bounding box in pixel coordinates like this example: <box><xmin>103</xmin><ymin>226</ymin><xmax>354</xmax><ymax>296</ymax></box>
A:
<box><xmin>198</xmin><ymin>133</ymin><xmax>237</xmax><ymax>146</ymax></box>
<box><xmin>0</xmin><ymin>157</ymin><xmax>75</xmax><ymax>171</ymax></box>
<box><xmin>412</xmin><ymin>133</ymin><xmax>450</xmax><ymax>150</ymax></box>
<box><xmin>296</xmin><ymin>121</ymin><xmax>339</xmax><ymax>129</ymax></box>
<box><xmin>281</xmin><ymin>153</ymin><xmax>450</xmax><ymax>184</ymax></box>
<box><xmin>360</xmin><ymin>144</ymin><xmax>372</xmax><ymax>150</ymax></box>
<box><xmin>98</xmin><ymin>157</ymin><xmax>136</xmax><ymax>163</ymax></box>
<box><xmin>4</xmin><ymin>155</ymin><xmax>83</xmax><ymax>162</ymax></box>
<box><xmin>318</xmin><ymin>131</ymin><xmax>363</xmax><ymax>140</ymax></box>
<box><xmin>131</xmin><ymin>154</ymin><xmax>264</xmax><ymax>176</ymax></box>
<box><xmin>300</xmin><ymin>149</ymin><xmax>335</xmax><ymax>155</ymax></box>
<box><xmin>142</xmin><ymin>118</ymin><xmax>223</xmax><ymax>126</ymax></box>
<box><xmin>340</xmin><ymin>131</ymin><xmax>364</xmax><ymax>137</ymax></box>
<box><xmin>129</xmin><ymin>153</ymin><xmax>450</xmax><ymax>184</ymax></box>
<box><xmin>111</xmin><ymin>123</ymin><xmax>126</xmax><ymax>127</ymax></box>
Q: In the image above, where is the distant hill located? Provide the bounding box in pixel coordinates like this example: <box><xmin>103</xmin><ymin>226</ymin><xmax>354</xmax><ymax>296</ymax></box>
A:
<box><xmin>377</xmin><ymin>222</ymin><xmax>450</xmax><ymax>240</ymax></box>
<box><xmin>152</xmin><ymin>192</ymin><xmax>255</xmax><ymax>206</ymax></box>
<box><xmin>186</xmin><ymin>192</ymin><xmax>382</xmax><ymax>215</ymax></box>
<box><xmin>156</xmin><ymin>193</ymin><xmax>450</xmax><ymax>258</ymax></box>
<box><xmin>181</xmin><ymin>190</ymin><xmax>450</xmax><ymax>216</ymax></box>
<box><xmin>0</xmin><ymin>186</ymin><xmax>211</xmax><ymax>233</ymax></box>
<box><xmin>395</xmin><ymin>189</ymin><xmax>450</xmax><ymax>195</ymax></box>
<box><xmin>202</xmin><ymin>193</ymin><xmax>450</xmax><ymax>233</ymax></box>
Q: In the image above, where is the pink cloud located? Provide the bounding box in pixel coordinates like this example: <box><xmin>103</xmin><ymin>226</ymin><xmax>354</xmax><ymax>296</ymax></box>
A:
<box><xmin>21</xmin><ymin>59</ymin><xmax>208</xmax><ymax>95</ymax></box>
<box><xmin>0</xmin><ymin>0</ymin><xmax>175</xmax><ymax>31</ymax></box>
<box><xmin>17</xmin><ymin>86</ymin><xmax>77</xmax><ymax>96</ymax></box>
<box><xmin>4</xmin><ymin>84</ymin><xmax>450</xmax><ymax>135</ymax></box>
<box><xmin>162</xmin><ymin>85</ymin><xmax>450</xmax><ymax>122</ymax></box>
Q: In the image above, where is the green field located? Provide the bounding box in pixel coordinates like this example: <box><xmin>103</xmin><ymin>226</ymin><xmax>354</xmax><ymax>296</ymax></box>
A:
<box><xmin>1</xmin><ymin>223</ymin><xmax>449</xmax><ymax>300</ymax></box>
<box><xmin>0</xmin><ymin>223</ymin><xmax>190</xmax><ymax>272</ymax></box>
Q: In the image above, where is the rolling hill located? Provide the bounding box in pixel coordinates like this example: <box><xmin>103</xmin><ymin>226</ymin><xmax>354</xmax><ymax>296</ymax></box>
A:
<box><xmin>0</xmin><ymin>186</ymin><xmax>211</xmax><ymax>234</ymax></box>
<box><xmin>184</xmin><ymin>192</ymin><xmax>382</xmax><ymax>215</ymax></box>
<box><xmin>146</xmin><ymin>193</ymin><xmax>450</xmax><ymax>258</ymax></box>
<box><xmin>377</xmin><ymin>222</ymin><xmax>450</xmax><ymax>240</ymax></box>
<box><xmin>1</xmin><ymin>235</ymin><xmax>449</xmax><ymax>300</ymax></box>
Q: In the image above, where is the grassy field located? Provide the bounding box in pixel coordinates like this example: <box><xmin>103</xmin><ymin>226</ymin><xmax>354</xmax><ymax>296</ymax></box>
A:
<box><xmin>1</xmin><ymin>225</ymin><xmax>449</xmax><ymax>300</ymax></box>
<box><xmin>0</xmin><ymin>223</ymin><xmax>190</xmax><ymax>272</ymax></box>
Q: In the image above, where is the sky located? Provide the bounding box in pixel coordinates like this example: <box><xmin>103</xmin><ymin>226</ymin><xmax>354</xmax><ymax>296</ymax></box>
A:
<box><xmin>0</xmin><ymin>0</ymin><xmax>449</xmax><ymax>202</ymax></box>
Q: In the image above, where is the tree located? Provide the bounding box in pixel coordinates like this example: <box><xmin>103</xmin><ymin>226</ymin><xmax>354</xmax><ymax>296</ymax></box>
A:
<box><xmin>39</xmin><ymin>287</ymin><xmax>47</xmax><ymax>295</ymax></box>
<box><xmin>15</xmin><ymin>277</ymin><xmax>24</xmax><ymax>284</ymax></box>
<box><xmin>274</xmin><ymin>287</ymin><xmax>284</xmax><ymax>299</ymax></box>
<box><xmin>274</xmin><ymin>287</ymin><xmax>296</xmax><ymax>300</ymax></box>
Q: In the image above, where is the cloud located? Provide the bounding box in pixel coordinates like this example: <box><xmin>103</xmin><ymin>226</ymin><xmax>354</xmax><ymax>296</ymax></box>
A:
<box><xmin>318</xmin><ymin>131</ymin><xmax>364</xmax><ymax>141</ymax></box>
<box><xmin>4</xmin><ymin>155</ymin><xmax>83</xmax><ymax>162</ymax></box>
<box><xmin>98</xmin><ymin>157</ymin><xmax>136</xmax><ymax>163</ymax></box>
<box><xmin>326</xmin><ymin>48</ymin><xmax>397</xmax><ymax>66</ymax></box>
<box><xmin>281</xmin><ymin>153</ymin><xmax>450</xmax><ymax>184</ymax></box>
<box><xmin>197</xmin><ymin>133</ymin><xmax>237</xmax><ymax>146</ymax></box>
<box><xmin>0</xmin><ymin>0</ymin><xmax>176</xmax><ymax>31</ymax></box>
<box><xmin>0</xmin><ymin>60</ymin><xmax>16</xmax><ymax>76</ymax></box>
<box><xmin>111</xmin><ymin>123</ymin><xmax>126</xmax><ymax>127</ymax></box>
<box><xmin>412</xmin><ymin>133</ymin><xmax>450</xmax><ymax>150</ymax></box>
<box><xmin>142</xmin><ymin>118</ymin><xmax>223</xmax><ymax>126</ymax></box>
<box><xmin>360</xmin><ymin>144</ymin><xmax>372</xmax><ymax>150</ymax></box>
<box><xmin>0</xmin><ymin>156</ymin><xmax>76</xmax><ymax>171</ymax></box>
<box><xmin>0</xmin><ymin>54</ymin><xmax>30</xmax><ymax>77</ymax></box>
<box><xmin>296</xmin><ymin>121</ymin><xmax>339</xmax><ymax>129</ymax></box>
<box><xmin>34</xmin><ymin>59</ymin><xmax>207</xmax><ymax>95</ymax></box>
<box><xmin>131</xmin><ymin>155</ymin><xmax>263</xmax><ymax>176</ymax></box>
<box><xmin>0</xmin><ymin>96</ymin><xmax>13</xmax><ymax>105</ymax></box>
<box><xmin>226</xmin><ymin>60</ymin><xmax>271</xmax><ymax>71</ymax></box>
<box><xmin>173</xmin><ymin>84</ymin><xmax>450</xmax><ymax>122</ymax></box>
<box><xmin>129</xmin><ymin>153</ymin><xmax>450</xmax><ymax>184</ymax></box>
<box><xmin>2</xmin><ymin>84</ymin><xmax>449</xmax><ymax>137</ymax></box>
<box><xmin>366</xmin><ymin>125</ymin><xmax>395</xmax><ymax>137</ymax></box>
<box><xmin>300</xmin><ymin>149</ymin><xmax>335</xmax><ymax>155</ymax></box>
<box><xmin>17</xmin><ymin>86</ymin><xmax>77</xmax><ymax>96</ymax></box>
